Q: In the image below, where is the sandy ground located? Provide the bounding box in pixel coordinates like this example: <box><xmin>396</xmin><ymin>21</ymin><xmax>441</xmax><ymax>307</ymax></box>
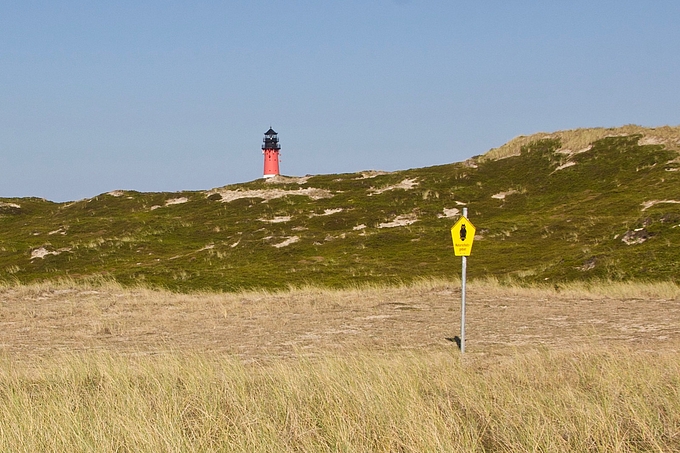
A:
<box><xmin>1</xmin><ymin>283</ymin><xmax>679</xmax><ymax>361</ymax></box>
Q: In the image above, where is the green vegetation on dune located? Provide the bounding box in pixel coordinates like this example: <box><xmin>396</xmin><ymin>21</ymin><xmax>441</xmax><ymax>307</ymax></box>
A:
<box><xmin>2</xmin><ymin>126</ymin><xmax>680</xmax><ymax>291</ymax></box>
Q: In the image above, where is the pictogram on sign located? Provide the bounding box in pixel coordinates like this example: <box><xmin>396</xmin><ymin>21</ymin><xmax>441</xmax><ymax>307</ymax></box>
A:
<box><xmin>451</xmin><ymin>216</ymin><xmax>476</xmax><ymax>256</ymax></box>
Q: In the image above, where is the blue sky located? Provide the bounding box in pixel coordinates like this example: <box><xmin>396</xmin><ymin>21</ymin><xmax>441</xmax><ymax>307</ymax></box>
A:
<box><xmin>2</xmin><ymin>1</ymin><xmax>679</xmax><ymax>202</ymax></box>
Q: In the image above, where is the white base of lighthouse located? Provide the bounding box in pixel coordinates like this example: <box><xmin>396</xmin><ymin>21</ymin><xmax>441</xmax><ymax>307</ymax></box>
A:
<box><xmin>263</xmin><ymin>174</ymin><xmax>276</xmax><ymax>178</ymax></box>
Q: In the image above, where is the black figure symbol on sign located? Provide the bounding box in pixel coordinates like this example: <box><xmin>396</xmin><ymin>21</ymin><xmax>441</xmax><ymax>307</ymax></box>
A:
<box><xmin>460</xmin><ymin>224</ymin><xmax>467</xmax><ymax>241</ymax></box>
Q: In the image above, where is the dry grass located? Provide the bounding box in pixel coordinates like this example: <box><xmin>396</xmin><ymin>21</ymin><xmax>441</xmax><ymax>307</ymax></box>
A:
<box><xmin>1</xmin><ymin>347</ymin><xmax>679</xmax><ymax>451</ymax></box>
<box><xmin>2</xmin><ymin>277</ymin><xmax>678</xmax><ymax>359</ymax></box>
<box><xmin>481</xmin><ymin>124</ymin><xmax>680</xmax><ymax>161</ymax></box>
<box><xmin>1</xmin><ymin>279</ymin><xmax>679</xmax><ymax>451</ymax></box>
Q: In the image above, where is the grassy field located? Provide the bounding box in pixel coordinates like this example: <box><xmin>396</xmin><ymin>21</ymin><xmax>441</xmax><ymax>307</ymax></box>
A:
<box><xmin>1</xmin><ymin>279</ymin><xmax>679</xmax><ymax>451</ymax></box>
<box><xmin>1</xmin><ymin>347</ymin><xmax>679</xmax><ymax>452</ymax></box>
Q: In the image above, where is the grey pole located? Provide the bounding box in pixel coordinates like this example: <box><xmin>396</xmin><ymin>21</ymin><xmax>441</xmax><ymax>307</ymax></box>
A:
<box><xmin>461</xmin><ymin>207</ymin><xmax>467</xmax><ymax>354</ymax></box>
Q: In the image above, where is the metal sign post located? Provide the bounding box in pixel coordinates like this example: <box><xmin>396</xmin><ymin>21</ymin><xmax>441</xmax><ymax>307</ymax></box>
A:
<box><xmin>450</xmin><ymin>207</ymin><xmax>475</xmax><ymax>354</ymax></box>
<box><xmin>461</xmin><ymin>208</ymin><xmax>467</xmax><ymax>354</ymax></box>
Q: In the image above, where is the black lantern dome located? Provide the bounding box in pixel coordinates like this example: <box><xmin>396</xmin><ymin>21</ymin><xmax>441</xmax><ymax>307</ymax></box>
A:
<box><xmin>262</xmin><ymin>128</ymin><xmax>280</xmax><ymax>150</ymax></box>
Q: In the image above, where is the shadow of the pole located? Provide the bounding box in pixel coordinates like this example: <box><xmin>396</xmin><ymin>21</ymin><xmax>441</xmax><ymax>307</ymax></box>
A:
<box><xmin>445</xmin><ymin>336</ymin><xmax>461</xmax><ymax>350</ymax></box>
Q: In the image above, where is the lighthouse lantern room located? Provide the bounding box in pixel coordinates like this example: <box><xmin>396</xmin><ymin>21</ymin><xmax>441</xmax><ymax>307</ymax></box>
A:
<box><xmin>262</xmin><ymin>128</ymin><xmax>281</xmax><ymax>178</ymax></box>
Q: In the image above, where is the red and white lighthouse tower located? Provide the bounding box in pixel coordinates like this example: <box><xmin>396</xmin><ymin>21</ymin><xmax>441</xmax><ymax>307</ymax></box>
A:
<box><xmin>262</xmin><ymin>127</ymin><xmax>281</xmax><ymax>178</ymax></box>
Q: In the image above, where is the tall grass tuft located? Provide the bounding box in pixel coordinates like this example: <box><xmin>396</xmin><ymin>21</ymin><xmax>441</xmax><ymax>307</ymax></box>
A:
<box><xmin>473</xmin><ymin>276</ymin><xmax>680</xmax><ymax>300</ymax></box>
<box><xmin>1</xmin><ymin>347</ymin><xmax>679</xmax><ymax>451</ymax></box>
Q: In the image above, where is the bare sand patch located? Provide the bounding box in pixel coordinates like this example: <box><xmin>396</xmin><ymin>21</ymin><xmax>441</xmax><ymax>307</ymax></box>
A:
<box><xmin>438</xmin><ymin>208</ymin><xmax>460</xmax><ymax>219</ymax></box>
<box><xmin>641</xmin><ymin>199</ymin><xmax>680</xmax><ymax>211</ymax></box>
<box><xmin>369</xmin><ymin>178</ymin><xmax>418</xmax><ymax>195</ymax></box>
<box><xmin>30</xmin><ymin>247</ymin><xmax>71</xmax><ymax>260</ymax></box>
<box><xmin>552</xmin><ymin>161</ymin><xmax>577</xmax><ymax>172</ymax></box>
<box><xmin>555</xmin><ymin>145</ymin><xmax>592</xmax><ymax>157</ymax></box>
<box><xmin>621</xmin><ymin>228</ymin><xmax>651</xmax><ymax>245</ymax></box>
<box><xmin>492</xmin><ymin>189</ymin><xmax>519</xmax><ymax>200</ymax></box>
<box><xmin>165</xmin><ymin>197</ymin><xmax>188</xmax><ymax>206</ymax></box>
<box><xmin>310</xmin><ymin>208</ymin><xmax>344</xmax><ymax>217</ymax></box>
<box><xmin>639</xmin><ymin>136</ymin><xmax>666</xmax><ymax>146</ymax></box>
<box><xmin>150</xmin><ymin>197</ymin><xmax>189</xmax><ymax>211</ymax></box>
<box><xmin>264</xmin><ymin>175</ymin><xmax>310</xmax><ymax>184</ymax></box>
<box><xmin>211</xmin><ymin>188</ymin><xmax>333</xmax><ymax>203</ymax></box>
<box><xmin>378</xmin><ymin>213</ymin><xmax>418</xmax><ymax>228</ymax></box>
<box><xmin>272</xmin><ymin>236</ymin><xmax>300</xmax><ymax>248</ymax></box>
<box><xmin>259</xmin><ymin>216</ymin><xmax>292</xmax><ymax>223</ymax></box>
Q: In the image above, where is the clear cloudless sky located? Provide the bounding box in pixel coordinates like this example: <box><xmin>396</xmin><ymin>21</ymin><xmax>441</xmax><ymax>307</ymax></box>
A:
<box><xmin>1</xmin><ymin>1</ymin><xmax>679</xmax><ymax>201</ymax></box>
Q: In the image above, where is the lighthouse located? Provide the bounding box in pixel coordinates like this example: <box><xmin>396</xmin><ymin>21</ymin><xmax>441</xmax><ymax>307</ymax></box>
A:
<box><xmin>262</xmin><ymin>127</ymin><xmax>280</xmax><ymax>178</ymax></box>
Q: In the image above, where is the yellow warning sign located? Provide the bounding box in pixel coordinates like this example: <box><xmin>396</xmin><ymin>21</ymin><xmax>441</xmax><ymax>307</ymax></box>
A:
<box><xmin>451</xmin><ymin>216</ymin><xmax>476</xmax><ymax>256</ymax></box>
